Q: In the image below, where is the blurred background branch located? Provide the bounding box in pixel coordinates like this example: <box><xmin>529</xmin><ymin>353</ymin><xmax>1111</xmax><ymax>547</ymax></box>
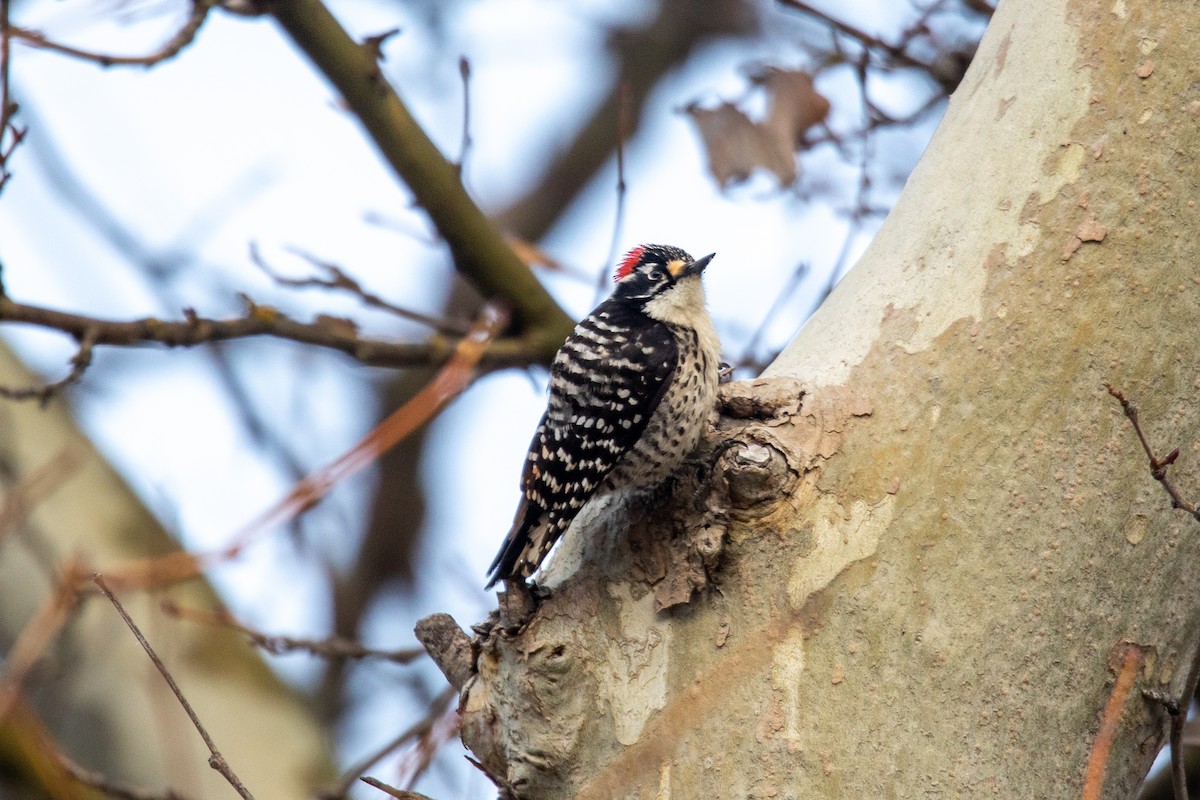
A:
<box><xmin>269</xmin><ymin>0</ymin><xmax>573</xmax><ymax>354</ymax></box>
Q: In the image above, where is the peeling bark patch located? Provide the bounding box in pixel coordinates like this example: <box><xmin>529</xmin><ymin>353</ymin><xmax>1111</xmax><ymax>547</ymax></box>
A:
<box><xmin>603</xmin><ymin>584</ymin><xmax>669</xmax><ymax>745</ymax></box>
<box><xmin>1052</xmin><ymin>142</ymin><xmax>1087</xmax><ymax>191</ymax></box>
<box><xmin>1061</xmin><ymin>215</ymin><xmax>1108</xmax><ymax>261</ymax></box>
<box><xmin>1125</xmin><ymin>514</ymin><xmax>1148</xmax><ymax>545</ymax></box>
<box><xmin>996</xmin><ymin>95</ymin><xmax>1016</xmax><ymax>121</ymax></box>
<box><xmin>994</xmin><ymin>29</ymin><xmax>1012</xmax><ymax>77</ymax></box>
<box><xmin>770</xmin><ymin>630</ymin><xmax>807</xmax><ymax>744</ymax></box>
<box><xmin>1082</xmin><ymin>642</ymin><xmax>1146</xmax><ymax>800</ymax></box>
<box><xmin>715</xmin><ymin>616</ymin><xmax>730</xmax><ymax>648</ymax></box>
<box><xmin>1076</xmin><ymin>216</ymin><xmax>1108</xmax><ymax>242</ymax></box>
<box><xmin>787</xmin><ymin>496</ymin><xmax>894</xmax><ymax>608</ymax></box>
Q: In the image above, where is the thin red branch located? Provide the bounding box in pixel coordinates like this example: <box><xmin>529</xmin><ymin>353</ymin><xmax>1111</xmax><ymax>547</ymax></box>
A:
<box><xmin>1104</xmin><ymin>382</ymin><xmax>1200</xmax><ymax>800</ymax></box>
<box><xmin>87</xmin><ymin>302</ymin><xmax>508</xmax><ymax>594</ymax></box>
<box><xmin>1082</xmin><ymin>643</ymin><xmax>1144</xmax><ymax>800</ymax></box>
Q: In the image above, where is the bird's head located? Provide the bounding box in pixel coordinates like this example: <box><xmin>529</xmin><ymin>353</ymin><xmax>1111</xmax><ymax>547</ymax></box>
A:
<box><xmin>611</xmin><ymin>244</ymin><xmax>715</xmax><ymax>325</ymax></box>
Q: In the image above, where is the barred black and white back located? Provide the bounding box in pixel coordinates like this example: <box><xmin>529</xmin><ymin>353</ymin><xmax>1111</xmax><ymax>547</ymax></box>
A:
<box><xmin>486</xmin><ymin>244</ymin><xmax>720</xmax><ymax>588</ymax></box>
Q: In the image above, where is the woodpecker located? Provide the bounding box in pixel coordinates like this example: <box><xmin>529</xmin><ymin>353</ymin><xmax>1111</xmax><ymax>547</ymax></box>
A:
<box><xmin>486</xmin><ymin>244</ymin><xmax>721</xmax><ymax>588</ymax></box>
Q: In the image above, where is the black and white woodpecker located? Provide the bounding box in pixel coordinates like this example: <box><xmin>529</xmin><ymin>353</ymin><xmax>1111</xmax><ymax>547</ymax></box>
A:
<box><xmin>486</xmin><ymin>244</ymin><xmax>721</xmax><ymax>588</ymax></box>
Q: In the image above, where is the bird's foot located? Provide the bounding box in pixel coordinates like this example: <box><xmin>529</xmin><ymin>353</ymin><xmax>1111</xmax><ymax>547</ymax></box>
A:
<box><xmin>496</xmin><ymin>577</ymin><xmax>547</xmax><ymax>631</ymax></box>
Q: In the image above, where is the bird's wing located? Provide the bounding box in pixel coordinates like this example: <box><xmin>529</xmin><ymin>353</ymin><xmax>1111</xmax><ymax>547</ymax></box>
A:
<box><xmin>485</xmin><ymin>306</ymin><xmax>677</xmax><ymax>585</ymax></box>
<box><xmin>524</xmin><ymin>307</ymin><xmax>678</xmax><ymax>503</ymax></box>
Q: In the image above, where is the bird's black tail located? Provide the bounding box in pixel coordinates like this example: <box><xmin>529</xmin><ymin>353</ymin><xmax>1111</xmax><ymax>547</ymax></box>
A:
<box><xmin>485</xmin><ymin>498</ymin><xmax>542</xmax><ymax>589</ymax></box>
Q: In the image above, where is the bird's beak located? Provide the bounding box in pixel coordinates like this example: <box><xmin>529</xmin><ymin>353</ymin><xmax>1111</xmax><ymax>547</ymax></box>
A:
<box><xmin>681</xmin><ymin>252</ymin><xmax>715</xmax><ymax>278</ymax></box>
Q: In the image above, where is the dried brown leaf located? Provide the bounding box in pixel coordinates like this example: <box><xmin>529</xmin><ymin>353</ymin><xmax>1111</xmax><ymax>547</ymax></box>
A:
<box><xmin>755</xmin><ymin>68</ymin><xmax>830</xmax><ymax>154</ymax></box>
<box><xmin>685</xmin><ymin>68</ymin><xmax>828</xmax><ymax>189</ymax></box>
<box><xmin>685</xmin><ymin>102</ymin><xmax>783</xmax><ymax>188</ymax></box>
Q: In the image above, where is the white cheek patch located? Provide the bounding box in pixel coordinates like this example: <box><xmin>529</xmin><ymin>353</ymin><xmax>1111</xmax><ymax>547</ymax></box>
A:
<box><xmin>642</xmin><ymin>277</ymin><xmax>707</xmax><ymax>326</ymax></box>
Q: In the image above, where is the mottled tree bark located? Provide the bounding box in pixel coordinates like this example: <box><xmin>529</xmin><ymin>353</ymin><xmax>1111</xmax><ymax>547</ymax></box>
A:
<box><xmin>443</xmin><ymin>1</ymin><xmax>1200</xmax><ymax>796</ymax></box>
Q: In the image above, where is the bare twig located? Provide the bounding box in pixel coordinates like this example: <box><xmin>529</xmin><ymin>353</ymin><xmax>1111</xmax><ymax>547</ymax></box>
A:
<box><xmin>456</xmin><ymin>55</ymin><xmax>472</xmax><ymax>174</ymax></box>
<box><xmin>359</xmin><ymin>776</ymin><xmax>435</xmax><ymax>800</ymax></box>
<box><xmin>1104</xmin><ymin>382</ymin><xmax>1200</xmax><ymax>521</ymax></box>
<box><xmin>160</xmin><ymin>600</ymin><xmax>424</xmax><ymax>663</ymax></box>
<box><xmin>494</xmin><ymin>0</ymin><xmax>754</xmax><ymax>242</ymax></box>
<box><xmin>0</xmin><ymin>292</ymin><xmax>538</xmax><ymax>376</ymax></box>
<box><xmin>57</xmin><ymin>749</ymin><xmax>197</xmax><ymax>800</ymax></box>
<box><xmin>1166</xmin><ymin>633</ymin><xmax>1200</xmax><ymax>800</ymax></box>
<box><xmin>776</xmin><ymin>0</ymin><xmax>932</xmax><ymax>72</ymax></box>
<box><xmin>0</xmin><ymin>326</ymin><xmax>98</xmax><ymax>405</ymax></box>
<box><xmin>595</xmin><ymin>80</ymin><xmax>632</xmax><ymax>307</ymax></box>
<box><xmin>735</xmin><ymin>259</ymin><xmax>809</xmax><ymax>370</ymax></box>
<box><xmin>92</xmin><ymin>574</ymin><xmax>255</xmax><ymax>800</ymax></box>
<box><xmin>319</xmin><ymin>687</ymin><xmax>455</xmax><ymax>800</ymax></box>
<box><xmin>0</xmin><ymin>0</ymin><xmax>22</xmax><ymax>194</ymax></box>
<box><xmin>11</xmin><ymin>0</ymin><xmax>211</xmax><ymax>68</ymax></box>
<box><xmin>213</xmin><ymin>301</ymin><xmax>508</xmax><ymax>558</ymax></box>
<box><xmin>252</xmin><ymin>244</ymin><xmax>470</xmax><ymax>336</ymax></box>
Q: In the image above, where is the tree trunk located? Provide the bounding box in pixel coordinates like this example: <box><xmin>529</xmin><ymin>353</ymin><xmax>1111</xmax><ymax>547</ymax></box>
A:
<box><xmin>0</xmin><ymin>344</ymin><xmax>334</xmax><ymax>799</ymax></box>
<box><xmin>449</xmin><ymin>0</ymin><xmax>1200</xmax><ymax>796</ymax></box>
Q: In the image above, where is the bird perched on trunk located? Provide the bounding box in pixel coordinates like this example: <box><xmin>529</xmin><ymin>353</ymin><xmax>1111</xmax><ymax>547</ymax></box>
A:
<box><xmin>486</xmin><ymin>244</ymin><xmax>721</xmax><ymax>588</ymax></box>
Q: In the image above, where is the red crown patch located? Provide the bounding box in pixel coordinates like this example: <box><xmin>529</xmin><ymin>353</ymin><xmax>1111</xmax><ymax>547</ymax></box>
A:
<box><xmin>614</xmin><ymin>245</ymin><xmax>647</xmax><ymax>282</ymax></box>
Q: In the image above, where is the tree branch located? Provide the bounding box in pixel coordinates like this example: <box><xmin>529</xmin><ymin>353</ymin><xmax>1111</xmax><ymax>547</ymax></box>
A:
<box><xmin>11</xmin><ymin>0</ymin><xmax>212</xmax><ymax>68</ymax></box>
<box><xmin>160</xmin><ymin>599</ymin><xmax>425</xmax><ymax>664</ymax></box>
<box><xmin>0</xmin><ymin>293</ymin><xmax>540</xmax><ymax>382</ymax></box>
<box><xmin>0</xmin><ymin>0</ymin><xmax>23</xmax><ymax>195</ymax></box>
<box><xmin>265</xmin><ymin>0</ymin><xmax>572</xmax><ymax>354</ymax></box>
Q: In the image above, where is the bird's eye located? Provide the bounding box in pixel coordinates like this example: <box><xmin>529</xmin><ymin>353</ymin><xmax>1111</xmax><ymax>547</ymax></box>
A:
<box><xmin>649</xmin><ymin>269</ymin><xmax>666</xmax><ymax>282</ymax></box>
